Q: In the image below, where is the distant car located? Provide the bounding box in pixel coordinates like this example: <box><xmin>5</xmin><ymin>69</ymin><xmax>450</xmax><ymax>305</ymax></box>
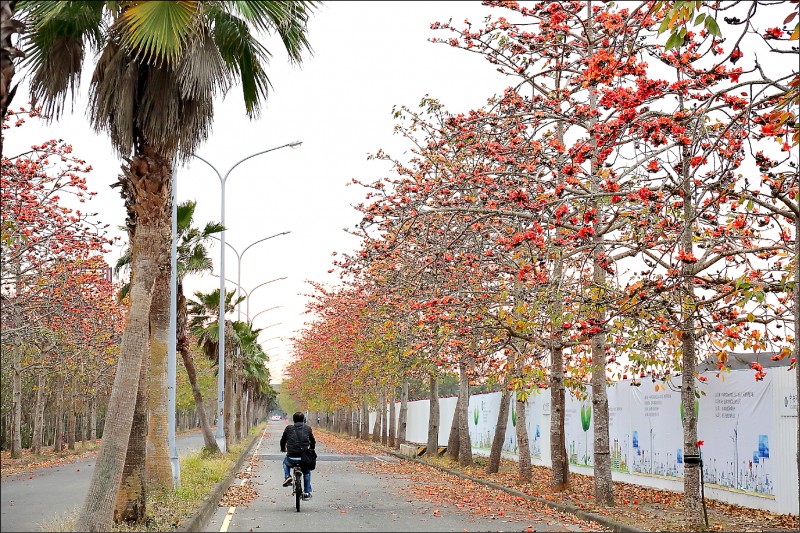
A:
<box><xmin>270</xmin><ymin>415</ymin><xmax>282</xmax><ymax>421</ymax></box>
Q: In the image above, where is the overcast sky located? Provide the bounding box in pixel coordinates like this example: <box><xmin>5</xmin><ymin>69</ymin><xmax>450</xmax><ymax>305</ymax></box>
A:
<box><xmin>4</xmin><ymin>1</ymin><xmax>508</xmax><ymax>382</ymax></box>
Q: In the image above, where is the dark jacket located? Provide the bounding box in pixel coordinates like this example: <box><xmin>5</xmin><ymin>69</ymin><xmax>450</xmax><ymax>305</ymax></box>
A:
<box><xmin>280</xmin><ymin>422</ymin><xmax>315</xmax><ymax>455</ymax></box>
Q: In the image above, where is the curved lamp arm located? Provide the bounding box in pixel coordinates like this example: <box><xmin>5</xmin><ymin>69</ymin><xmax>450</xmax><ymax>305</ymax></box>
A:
<box><xmin>251</xmin><ymin>305</ymin><xmax>282</xmax><ymax>323</ymax></box>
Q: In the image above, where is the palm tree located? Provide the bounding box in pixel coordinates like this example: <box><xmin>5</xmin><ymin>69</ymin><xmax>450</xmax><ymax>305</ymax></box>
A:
<box><xmin>239</xmin><ymin>324</ymin><xmax>276</xmax><ymax>432</ymax></box>
<box><xmin>189</xmin><ymin>288</ymin><xmax>244</xmax><ymax>449</ymax></box>
<box><xmin>115</xmin><ymin>201</ymin><xmax>224</xmax><ymax>459</ymax></box>
<box><xmin>175</xmin><ymin>202</ymin><xmax>224</xmax><ymax>453</ymax></box>
<box><xmin>16</xmin><ymin>2</ymin><xmax>316</xmax><ymax>529</ymax></box>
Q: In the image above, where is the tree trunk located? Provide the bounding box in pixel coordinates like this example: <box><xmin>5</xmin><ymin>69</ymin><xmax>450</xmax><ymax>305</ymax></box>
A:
<box><xmin>54</xmin><ymin>375</ymin><xmax>64</xmax><ymax>453</ymax></box>
<box><xmin>457</xmin><ymin>362</ymin><xmax>473</xmax><ymax>467</ymax></box>
<box><xmin>81</xmin><ymin>397</ymin><xmax>89</xmax><ymax>448</ymax></box>
<box><xmin>177</xmin><ymin>287</ymin><xmax>219</xmax><ymax>452</ymax></box>
<box><xmin>114</xmin><ymin>331</ymin><xmax>150</xmax><ymax>524</ymax></box>
<box><xmin>448</xmin><ymin>362</ymin><xmax>471</xmax><ymax>463</ymax></box>
<box><xmin>0</xmin><ymin>0</ymin><xmax>24</xmax><ymax>157</ymax></box>
<box><xmin>372</xmin><ymin>390</ymin><xmax>383</xmax><ymax>444</ymax></box>
<box><xmin>387</xmin><ymin>389</ymin><xmax>396</xmax><ymax>447</ymax></box>
<box><xmin>427</xmin><ymin>374</ymin><xmax>440</xmax><ymax>456</ymax></box>
<box><xmin>146</xmin><ymin>269</ymin><xmax>172</xmax><ymax>490</ymax></box>
<box><xmin>550</xmin><ymin>120</ymin><xmax>570</xmax><ymax>491</ymax></box>
<box><xmin>10</xmin><ymin>295</ymin><xmax>22</xmax><ymax>458</ymax></box>
<box><xmin>361</xmin><ymin>398</ymin><xmax>370</xmax><ymax>441</ymax></box>
<box><xmin>380</xmin><ymin>389</ymin><xmax>388</xmax><ymax>446</ymax></box>
<box><xmin>515</xmin><ymin>395</ymin><xmax>531</xmax><ymax>482</ymax></box>
<box><xmin>90</xmin><ymin>393</ymin><xmax>97</xmax><ymax>443</ymax></box>
<box><xmin>67</xmin><ymin>375</ymin><xmax>76</xmax><ymax>451</ymax></box>
<box><xmin>75</xmin><ymin>148</ymin><xmax>170</xmax><ymax>532</ymax></box>
<box><xmin>488</xmin><ymin>377</ymin><xmax>512</xmax><ymax>474</ymax></box>
<box><xmin>584</xmin><ymin>5</ymin><xmax>613</xmax><ymax>503</ymax></box>
<box><xmin>680</xmin><ymin>140</ymin><xmax>704</xmax><ymax>529</ymax></box>
<box><xmin>223</xmin><ymin>322</ymin><xmax>235</xmax><ymax>450</ymax></box>
<box><xmin>31</xmin><ymin>371</ymin><xmax>46</xmax><ymax>455</ymax></box>
<box><xmin>397</xmin><ymin>381</ymin><xmax>408</xmax><ymax>448</ymax></box>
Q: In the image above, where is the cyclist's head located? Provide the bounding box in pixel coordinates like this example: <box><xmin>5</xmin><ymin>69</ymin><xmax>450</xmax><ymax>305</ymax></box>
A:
<box><xmin>293</xmin><ymin>412</ymin><xmax>305</xmax><ymax>423</ymax></box>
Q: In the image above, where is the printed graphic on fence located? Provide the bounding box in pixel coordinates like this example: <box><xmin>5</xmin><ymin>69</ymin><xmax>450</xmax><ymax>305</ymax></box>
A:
<box><xmin>565</xmin><ymin>391</ymin><xmax>594</xmax><ymax>467</ymax></box>
<box><xmin>468</xmin><ymin>392</ymin><xmax>501</xmax><ymax>450</ymax></box>
<box><xmin>697</xmin><ymin>371</ymin><xmax>775</xmax><ymax>498</ymax></box>
<box><xmin>630</xmin><ymin>385</ymin><xmax>684</xmax><ymax>479</ymax></box>
<box><xmin>607</xmin><ymin>383</ymin><xmax>630</xmax><ymax>473</ymax></box>
<box><xmin>523</xmin><ymin>390</ymin><xmax>545</xmax><ymax>459</ymax></box>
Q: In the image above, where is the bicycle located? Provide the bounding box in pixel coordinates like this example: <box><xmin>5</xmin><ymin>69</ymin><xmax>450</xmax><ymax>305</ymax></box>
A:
<box><xmin>290</xmin><ymin>464</ymin><xmax>304</xmax><ymax>512</ymax></box>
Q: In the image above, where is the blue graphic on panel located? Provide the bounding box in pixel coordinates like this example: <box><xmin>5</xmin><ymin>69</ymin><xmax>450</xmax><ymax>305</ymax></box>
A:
<box><xmin>758</xmin><ymin>435</ymin><xmax>769</xmax><ymax>458</ymax></box>
<box><xmin>677</xmin><ymin>448</ymin><xmax>683</xmax><ymax>464</ymax></box>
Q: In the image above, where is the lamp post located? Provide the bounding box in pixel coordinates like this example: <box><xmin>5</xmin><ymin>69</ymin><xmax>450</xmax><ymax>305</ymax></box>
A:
<box><xmin>168</xmin><ymin>156</ymin><xmax>180</xmax><ymax>488</ymax></box>
<box><xmin>191</xmin><ymin>141</ymin><xmax>301</xmax><ymax>452</ymax></box>
<box><xmin>209</xmin><ymin>273</ymin><xmax>287</xmax><ymax>322</ymax></box>
<box><xmin>210</xmin><ymin>232</ymin><xmax>290</xmax><ymax>321</ymax></box>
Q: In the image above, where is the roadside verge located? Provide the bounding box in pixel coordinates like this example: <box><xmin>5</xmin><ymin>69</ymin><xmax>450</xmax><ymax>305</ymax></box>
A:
<box><xmin>386</xmin><ymin>449</ymin><xmax>644</xmax><ymax>532</ymax></box>
<box><xmin>178</xmin><ymin>430</ymin><xmax>262</xmax><ymax>533</ymax></box>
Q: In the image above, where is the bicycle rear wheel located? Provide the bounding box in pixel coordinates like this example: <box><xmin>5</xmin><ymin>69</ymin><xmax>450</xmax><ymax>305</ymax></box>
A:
<box><xmin>294</xmin><ymin>470</ymin><xmax>302</xmax><ymax>512</ymax></box>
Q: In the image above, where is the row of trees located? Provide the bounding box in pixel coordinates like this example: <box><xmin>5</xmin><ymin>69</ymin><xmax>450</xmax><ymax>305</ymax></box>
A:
<box><xmin>1</xmin><ymin>109</ymin><xmax>279</xmax><ymax>521</ymax></box>
<box><xmin>284</xmin><ymin>2</ymin><xmax>798</xmax><ymax>530</ymax></box>
<box><xmin>1</xmin><ymin>108</ymin><xmax>122</xmax><ymax>458</ymax></box>
<box><xmin>1</xmin><ymin>1</ymin><xmax>316</xmax><ymax>531</ymax></box>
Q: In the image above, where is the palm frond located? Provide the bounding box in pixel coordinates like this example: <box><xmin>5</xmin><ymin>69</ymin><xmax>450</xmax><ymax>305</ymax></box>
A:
<box><xmin>225</xmin><ymin>1</ymin><xmax>317</xmax><ymax>64</ymax></box>
<box><xmin>117</xmin><ymin>0</ymin><xmax>201</xmax><ymax>65</ymax></box>
<box><xmin>19</xmin><ymin>0</ymin><xmax>106</xmax><ymax>118</ymax></box>
<box><xmin>208</xmin><ymin>8</ymin><xmax>272</xmax><ymax>117</ymax></box>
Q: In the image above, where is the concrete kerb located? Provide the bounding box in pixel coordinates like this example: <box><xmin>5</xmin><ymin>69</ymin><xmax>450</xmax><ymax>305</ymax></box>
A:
<box><xmin>385</xmin><ymin>449</ymin><xmax>646</xmax><ymax>533</ymax></box>
<box><xmin>178</xmin><ymin>431</ymin><xmax>261</xmax><ymax>533</ymax></box>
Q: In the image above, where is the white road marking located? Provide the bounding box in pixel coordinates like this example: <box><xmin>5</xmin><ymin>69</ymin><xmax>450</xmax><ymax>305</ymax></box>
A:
<box><xmin>373</xmin><ymin>455</ymin><xmax>390</xmax><ymax>462</ymax></box>
<box><xmin>219</xmin><ymin>426</ymin><xmax>269</xmax><ymax>532</ymax></box>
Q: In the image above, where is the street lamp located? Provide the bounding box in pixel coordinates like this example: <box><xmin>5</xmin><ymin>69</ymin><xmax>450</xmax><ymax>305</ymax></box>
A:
<box><xmin>190</xmin><ymin>141</ymin><xmax>301</xmax><ymax>452</ymax></box>
<box><xmin>209</xmin><ymin>273</ymin><xmax>287</xmax><ymax>322</ymax></box>
<box><xmin>209</xmin><ymin>232</ymin><xmax>290</xmax><ymax>321</ymax></box>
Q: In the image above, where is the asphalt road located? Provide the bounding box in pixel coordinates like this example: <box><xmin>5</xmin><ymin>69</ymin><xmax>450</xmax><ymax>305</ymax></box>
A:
<box><xmin>0</xmin><ymin>430</ymin><xmax>207</xmax><ymax>532</ymax></box>
<box><xmin>205</xmin><ymin>422</ymin><xmax>583</xmax><ymax>533</ymax></box>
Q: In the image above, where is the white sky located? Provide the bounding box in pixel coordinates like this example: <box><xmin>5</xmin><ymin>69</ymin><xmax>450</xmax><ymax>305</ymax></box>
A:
<box><xmin>4</xmin><ymin>1</ymin><xmax>508</xmax><ymax>383</ymax></box>
<box><xmin>7</xmin><ymin>2</ymin><xmax>792</xmax><ymax>383</ymax></box>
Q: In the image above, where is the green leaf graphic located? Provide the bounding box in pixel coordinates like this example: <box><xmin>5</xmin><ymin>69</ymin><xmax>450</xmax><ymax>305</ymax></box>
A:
<box><xmin>580</xmin><ymin>403</ymin><xmax>592</xmax><ymax>432</ymax></box>
<box><xmin>473</xmin><ymin>407</ymin><xmax>479</xmax><ymax>426</ymax></box>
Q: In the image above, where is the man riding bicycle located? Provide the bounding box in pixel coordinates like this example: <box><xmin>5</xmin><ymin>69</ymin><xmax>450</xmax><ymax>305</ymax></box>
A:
<box><xmin>280</xmin><ymin>411</ymin><xmax>316</xmax><ymax>499</ymax></box>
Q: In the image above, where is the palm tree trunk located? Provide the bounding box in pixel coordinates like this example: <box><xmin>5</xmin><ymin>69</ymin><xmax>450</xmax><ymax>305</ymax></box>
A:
<box><xmin>223</xmin><ymin>321</ymin><xmax>235</xmax><ymax>449</ymax></box>
<box><xmin>146</xmin><ymin>269</ymin><xmax>172</xmax><ymax>490</ymax></box>
<box><xmin>76</xmin><ymin>149</ymin><xmax>171</xmax><ymax>532</ymax></box>
<box><xmin>177</xmin><ymin>287</ymin><xmax>218</xmax><ymax>452</ymax></box>
<box><xmin>114</xmin><ymin>332</ymin><xmax>150</xmax><ymax>524</ymax></box>
<box><xmin>0</xmin><ymin>0</ymin><xmax>24</xmax><ymax>157</ymax></box>
<box><xmin>426</xmin><ymin>374</ymin><xmax>440</xmax><ymax>456</ymax></box>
